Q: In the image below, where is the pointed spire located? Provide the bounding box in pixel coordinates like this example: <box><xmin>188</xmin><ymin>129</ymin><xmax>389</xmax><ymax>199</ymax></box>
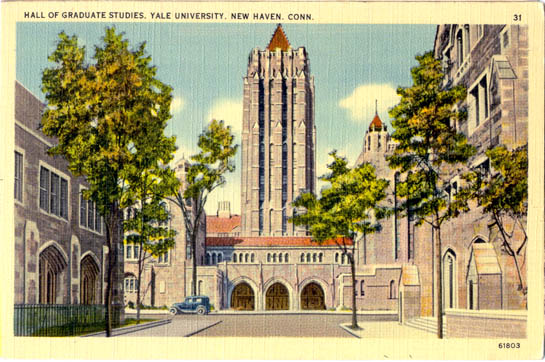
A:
<box><xmin>267</xmin><ymin>24</ymin><xmax>291</xmax><ymax>51</ymax></box>
<box><xmin>375</xmin><ymin>99</ymin><xmax>378</xmax><ymax>115</ymax></box>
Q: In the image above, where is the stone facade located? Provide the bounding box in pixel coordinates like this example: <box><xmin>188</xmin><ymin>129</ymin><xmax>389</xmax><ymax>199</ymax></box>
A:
<box><xmin>13</xmin><ymin>81</ymin><xmax>122</xmax><ymax>309</ymax></box>
<box><xmin>241</xmin><ymin>25</ymin><xmax>316</xmax><ymax>237</ymax></box>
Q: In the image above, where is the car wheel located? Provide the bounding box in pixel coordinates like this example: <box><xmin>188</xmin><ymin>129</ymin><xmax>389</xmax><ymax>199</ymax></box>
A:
<box><xmin>169</xmin><ymin>308</ymin><xmax>177</xmax><ymax>315</ymax></box>
<box><xmin>196</xmin><ymin>306</ymin><xmax>206</xmax><ymax>315</ymax></box>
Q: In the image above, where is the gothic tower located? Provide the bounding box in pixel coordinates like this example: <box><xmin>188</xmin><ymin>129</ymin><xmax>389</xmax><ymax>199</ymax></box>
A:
<box><xmin>241</xmin><ymin>24</ymin><xmax>316</xmax><ymax>236</ymax></box>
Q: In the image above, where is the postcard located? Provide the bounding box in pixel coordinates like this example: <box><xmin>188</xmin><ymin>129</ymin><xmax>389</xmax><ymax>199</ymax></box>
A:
<box><xmin>1</xmin><ymin>1</ymin><xmax>543</xmax><ymax>359</ymax></box>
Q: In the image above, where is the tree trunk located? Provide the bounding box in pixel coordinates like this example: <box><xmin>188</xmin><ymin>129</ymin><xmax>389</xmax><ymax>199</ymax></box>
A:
<box><xmin>495</xmin><ymin>212</ymin><xmax>525</xmax><ymax>293</ymax></box>
<box><xmin>104</xmin><ymin>203</ymin><xmax>121</xmax><ymax>337</ymax></box>
<box><xmin>434</xmin><ymin>224</ymin><xmax>443</xmax><ymax>339</ymax></box>
<box><xmin>349</xmin><ymin>254</ymin><xmax>359</xmax><ymax>329</ymax></box>
<box><xmin>191</xmin><ymin>223</ymin><xmax>198</xmax><ymax>296</ymax></box>
<box><xmin>136</xmin><ymin>242</ymin><xmax>143</xmax><ymax>324</ymax></box>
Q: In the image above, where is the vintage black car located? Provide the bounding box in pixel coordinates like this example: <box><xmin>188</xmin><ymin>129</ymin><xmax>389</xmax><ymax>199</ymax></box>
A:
<box><xmin>169</xmin><ymin>296</ymin><xmax>211</xmax><ymax>315</ymax></box>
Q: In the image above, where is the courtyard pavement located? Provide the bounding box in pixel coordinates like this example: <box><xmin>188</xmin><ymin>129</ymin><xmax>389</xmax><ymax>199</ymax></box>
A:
<box><xmin>107</xmin><ymin>313</ymin><xmax>435</xmax><ymax>338</ymax></box>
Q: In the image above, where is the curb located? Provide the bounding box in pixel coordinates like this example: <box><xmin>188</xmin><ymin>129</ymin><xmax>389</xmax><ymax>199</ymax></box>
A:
<box><xmin>209</xmin><ymin>311</ymin><xmax>397</xmax><ymax>316</ymax></box>
<box><xmin>185</xmin><ymin>320</ymin><xmax>223</xmax><ymax>337</ymax></box>
<box><xmin>82</xmin><ymin>318</ymin><xmax>172</xmax><ymax>337</ymax></box>
<box><xmin>339</xmin><ymin>324</ymin><xmax>362</xmax><ymax>339</ymax></box>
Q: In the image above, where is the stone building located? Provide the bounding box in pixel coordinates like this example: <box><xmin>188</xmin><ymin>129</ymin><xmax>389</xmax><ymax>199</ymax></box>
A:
<box><xmin>240</xmin><ymin>24</ymin><xmax>316</xmax><ymax>236</ymax></box>
<box><xmin>421</xmin><ymin>24</ymin><xmax>528</xmax><ymax>315</ymax></box>
<box><xmin>13</xmin><ymin>81</ymin><xmax>122</xmax><ymax>307</ymax></box>
<box><xmin>123</xmin><ymin>26</ymin><xmax>417</xmax><ymax>314</ymax></box>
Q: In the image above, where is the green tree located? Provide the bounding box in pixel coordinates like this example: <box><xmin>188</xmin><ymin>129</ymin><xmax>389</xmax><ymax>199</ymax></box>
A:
<box><xmin>124</xmin><ymin>168</ymin><xmax>177</xmax><ymax>323</ymax></box>
<box><xmin>458</xmin><ymin>145</ymin><xmax>528</xmax><ymax>295</ymax></box>
<box><xmin>167</xmin><ymin>119</ymin><xmax>238</xmax><ymax>296</ymax></box>
<box><xmin>388</xmin><ymin>51</ymin><xmax>476</xmax><ymax>338</ymax></box>
<box><xmin>291</xmin><ymin>151</ymin><xmax>389</xmax><ymax>330</ymax></box>
<box><xmin>41</xmin><ymin>27</ymin><xmax>175</xmax><ymax>336</ymax></box>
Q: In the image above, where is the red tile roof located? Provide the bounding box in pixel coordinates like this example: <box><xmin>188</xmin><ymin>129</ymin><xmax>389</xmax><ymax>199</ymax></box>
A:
<box><xmin>206</xmin><ymin>236</ymin><xmax>352</xmax><ymax>247</ymax></box>
<box><xmin>207</xmin><ymin>215</ymin><xmax>241</xmax><ymax>233</ymax></box>
<box><xmin>267</xmin><ymin>24</ymin><xmax>291</xmax><ymax>51</ymax></box>
<box><xmin>369</xmin><ymin>113</ymin><xmax>383</xmax><ymax>131</ymax></box>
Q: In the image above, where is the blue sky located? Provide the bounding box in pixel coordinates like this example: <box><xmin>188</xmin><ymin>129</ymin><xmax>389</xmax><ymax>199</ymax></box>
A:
<box><xmin>17</xmin><ymin>22</ymin><xmax>436</xmax><ymax>214</ymax></box>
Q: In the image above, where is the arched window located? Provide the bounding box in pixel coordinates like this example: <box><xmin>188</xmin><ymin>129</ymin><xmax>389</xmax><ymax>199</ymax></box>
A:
<box><xmin>319</xmin><ymin>253</ymin><xmax>323</xmax><ymax>263</ymax></box>
<box><xmin>456</xmin><ymin>29</ymin><xmax>464</xmax><ymax>65</ymax></box>
<box><xmin>244</xmin><ymin>253</ymin><xmax>248</xmax><ymax>263</ymax></box>
<box><xmin>313</xmin><ymin>253</ymin><xmax>317</xmax><ymax>263</ymax></box>
<box><xmin>233</xmin><ymin>253</ymin><xmax>237</xmax><ymax>263</ymax></box>
<box><xmin>335</xmin><ymin>253</ymin><xmax>339</xmax><ymax>263</ymax></box>
<box><xmin>251</xmin><ymin>253</ymin><xmax>255</xmax><ymax>263</ymax></box>
<box><xmin>389</xmin><ymin>280</ymin><xmax>396</xmax><ymax>299</ymax></box>
<box><xmin>285</xmin><ymin>253</ymin><xmax>289</xmax><ymax>263</ymax></box>
<box><xmin>300</xmin><ymin>253</ymin><xmax>305</xmax><ymax>263</ymax></box>
<box><xmin>205</xmin><ymin>253</ymin><xmax>210</xmax><ymax>265</ymax></box>
<box><xmin>273</xmin><ymin>254</ymin><xmax>277</xmax><ymax>263</ymax></box>
<box><xmin>306</xmin><ymin>254</ymin><xmax>311</xmax><ymax>263</ymax></box>
<box><xmin>279</xmin><ymin>253</ymin><xmax>283</xmax><ymax>263</ymax></box>
<box><xmin>218</xmin><ymin>253</ymin><xmax>223</xmax><ymax>263</ymax></box>
<box><xmin>267</xmin><ymin>253</ymin><xmax>271</xmax><ymax>263</ymax></box>
<box><xmin>341</xmin><ymin>254</ymin><xmax>345</xmax><ymax>265</ymax></box>
<box><xmin>360</xmin><ymin>280</ymin><xmax>365</xmax><ymax>296</ymax></box>
<box><xmin>443</xmin><ymin>250</ymin><xmax>457</xmax><ymax>309</ymax></box>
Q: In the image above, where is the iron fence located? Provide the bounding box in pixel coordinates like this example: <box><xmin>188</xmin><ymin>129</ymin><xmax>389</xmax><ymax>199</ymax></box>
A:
<box><xmin>14</xmin><ymin>304</ymin><xmax>120</xmax><ymax>336</ymax></box>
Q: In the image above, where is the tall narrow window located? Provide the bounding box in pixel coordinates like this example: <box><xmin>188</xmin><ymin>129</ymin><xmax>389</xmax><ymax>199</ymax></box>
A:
<box><xmin>87</xmin><ymin>200</ymin><xmax>94</xmax><ymax>229</ymax></box>
<box><xmin>80</xmin><ymin>193</ymin><xmax>87</xmax><ymax>227</ymax></box>
<box><xmin>360</xmin><ymin>280</ymin><xmax>365</xmax><ymax>296</ymax></box>
<box><xmin>50</xmin><ymin>173</ymin><xmax>59</xmax><ymax>216</ymax></box>
<box><xmin>60</xmin><ymin>179</ymin><xmax>68</xmax><ymax>219</ymax></box>
<box><xmin>14</xmin><ymin>151</ymin><xmax>23</xmax><ymax>202</ymax></box>
<box><xmin>39</xmin><ymin>167</ymin><xmax>50</xmax><ymax>211</ymax></box>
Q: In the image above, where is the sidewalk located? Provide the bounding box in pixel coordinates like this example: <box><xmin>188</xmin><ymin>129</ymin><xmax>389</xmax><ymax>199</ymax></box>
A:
<box><xmin>339</xmin><ymin>321</ymin><xmax>435</xmax><ymax>338</ymax></box>
<box><xmin>212</xmin><ymin>309</ymin><xmax>398</xmax><ymax>316</ymax></box>
<box><xmin>83</xmin><ymin>318</ymin><xmax>172</xmax><ymax>337</ymax></box>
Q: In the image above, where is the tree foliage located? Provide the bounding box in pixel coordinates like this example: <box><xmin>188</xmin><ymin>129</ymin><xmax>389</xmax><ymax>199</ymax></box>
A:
<box><xmin>168</xmin><ymin>119</ymin><xmax>238</xmax><ymax>296</ymax></box>
<box><xmin>41</xmin><ymin>27</ymin><xmax>175</xmax><ymax>336</ymax></box>
<box><xmin>387</xmin><ymin>51</ymin><xmax>476</xmax><ymax>338</ymax></box>
<box><xmin>291</xmin><ymin>151</ymin><xmax>389</xmax><ymax>329</ymax></box>
<box><xmin>458</xmin><ymin>145</ymin><xmax>528</xmax><ymax>293</ymax></box>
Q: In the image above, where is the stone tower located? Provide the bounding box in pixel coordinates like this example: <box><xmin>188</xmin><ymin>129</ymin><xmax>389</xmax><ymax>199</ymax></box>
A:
<box><xmin>241</xmin><ymin>24</ymin><xmax>316</xmax><ymax>236</ymax></box>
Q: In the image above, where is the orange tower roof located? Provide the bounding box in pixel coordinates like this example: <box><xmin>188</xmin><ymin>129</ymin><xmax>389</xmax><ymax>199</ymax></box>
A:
<box><xmin>369</xmin><ymin>113</ymin><xmax>383</xmax><ymax>131</ymax></box>
<box><xmin>267</xmin><ymin>24</ymin><xmax>291</xmax><ymax>51</ymax></box>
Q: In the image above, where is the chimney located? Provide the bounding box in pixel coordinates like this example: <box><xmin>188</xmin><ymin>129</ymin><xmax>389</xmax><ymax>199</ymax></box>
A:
<box><xmin>217</xmin><ymin>201</ymin><xmax>231</xmax><ymax>218</ymax></box>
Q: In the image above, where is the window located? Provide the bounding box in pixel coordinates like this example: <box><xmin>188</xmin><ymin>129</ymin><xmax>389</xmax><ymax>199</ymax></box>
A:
<box><xmin>267</xmin><ymin>253</ymin><xmax>271</xmax><ymax>263</ymax></box>
<box><xmin>124</xmin><ymin>275</ymin><xmax>138</xmax><ymax>293</ymax></box>
<box><xmin>232</xmin><ymin>253</ymin><xmax>237</xmax><ymax>263</ymax></box>
<box><xmin>80</xmin><ymin>190</ymin><xmax>102</xmax><ymax>233</ymax></box>
<box><xmin>279</xmin><ymin>253</ymin><xmax>283</xmax><ymax>263</ymax></box>
<box><xmin>335</xmin><ymin>253</ymin><xmax>339</xmax><ymax>263</ymax></box>
<box><xmin>300</xmin><ymin>253</ymin><xmax>305</xmax><ymax>263</ymax></box>
<box><xmin>272</xmin><ymin>254</ymin><xmax>277</xmax><ymax>263</ymax></box>
<box><xmin>319</xmin><ymin>253</ymin><xmax>323</xmax><ymax>263</ymax></box>
<box><xmin>251</xmin><ymin>254</ymin><xmax>255</xmax><ymax>263</ymax></box>
<box><xmin>126</xmin><ymin>245</ymin><xmax>132</xmax><ymax>259</ymax></box>
<box><xmin>158</xmin><ymin>251</ymin><xmax>169</xmax><ymax>264</ymax></box>
<box><xmin>469</xmin><ymin>74</ymin><xmax>489</xmax><ymax>132</ymax></box>
<box><xmin>244</xmin><ymin>253</ymin><xmax>248</xmax><ymax>263</ymax></box>
<box><xmin>134</xmin><ymin>245</ymin><xmax>140</xmax><ymax>259</ymax></box>
<box><xmin>14</xmin><ymin>151</ymin><xmax>23</xmax><ymax>202</ymax></box>
<box><xmin>313</xmin><ymin>253</ymin><xmax>317</xmax><ymax>263</ymax></box>
<box><xmin>284</xmin><ymin>253</ymin><xmax>289</xmax><ymax>263</ymax></box>
<box><xmin>39</xmin><ymin>166</ymin><xmax>68</xmax><ymax>219</ymax></box>
<box><xmin>360</xmin><ymin>280</ymin><xmax>365</xmax><ymax>296</ymax></box>
<box><xmin>389</xmin><ymin>280</ymin><xmax>397</xmax><ymax>299</ymax></box>
<box><xmin>218</xmin><ymin>253</ymin><xmax>223</xmax><ymax>263</ymax></box>
<box><xmin>306</xmin><ymin>254</ymin><xmax>310</xmax><ymax>263</ymax></box>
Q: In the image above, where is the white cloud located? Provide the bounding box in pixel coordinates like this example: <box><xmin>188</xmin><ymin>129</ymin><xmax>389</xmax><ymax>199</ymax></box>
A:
<box><xmin>206</xmin><ymin>98</ymin><xmax>243</xmax><ymax>137</ymax></box>
<box><xmin>170</xmin><ymin>95</ymin><xmax>186</xmax><ymax>114</ymax></box>
<box><xmin>339</xmin><ymin>84</ymin><xmax>400</xmax><ymax>123</ymax></box>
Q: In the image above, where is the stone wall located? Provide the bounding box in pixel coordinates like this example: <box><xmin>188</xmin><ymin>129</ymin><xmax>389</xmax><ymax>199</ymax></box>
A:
<box><xmin>445</xmin><ymin>309</ymin><xmax>526</xmax><ymax>338</ymax></box>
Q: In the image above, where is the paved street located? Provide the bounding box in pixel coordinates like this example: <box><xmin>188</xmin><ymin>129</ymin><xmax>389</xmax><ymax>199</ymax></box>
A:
<box><xmin>120</xmin><ymin>314</ymin><xmax>221</xmax><ymax>337</ymax></box>
<box><xmin>194</xmin><ymin>314</ymin><xmax>355</xmax><ymax>337</ymax></box>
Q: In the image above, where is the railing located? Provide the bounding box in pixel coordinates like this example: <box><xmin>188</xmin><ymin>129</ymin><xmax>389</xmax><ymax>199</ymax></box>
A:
<box><xmin>14</xmin><ymin>304</ymin><xmax>120</xmax><ymax>337</ymax></box>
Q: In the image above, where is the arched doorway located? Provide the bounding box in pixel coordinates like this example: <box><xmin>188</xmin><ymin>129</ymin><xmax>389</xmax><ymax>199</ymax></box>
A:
<box><xmin>443</xmin><ymin>250</ymin><xmax>457</xmax><ymax>309</ymax></box>
<box><xmin>266</xmin><ymin>282</ymin><xmax>289</xmax><ymax>310</ymax></box>
<box><xmin>39</xmin><ymin>245</ymin><xmax>67</xmax><ymax>304</ymax></box>
<box><xmin>231</xmin><ymin>282</ymin><xmax>255</xmax><ymax>310</ymax></box>
<box><xmin>80</xmin><ymin>254</ymin><xmax>100</xmax><ymax>304</ymax></box>
<box><xmin>300</xmin><ymin>282</ymin><xmax>325</xmax><ymax>310</ymax></box>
